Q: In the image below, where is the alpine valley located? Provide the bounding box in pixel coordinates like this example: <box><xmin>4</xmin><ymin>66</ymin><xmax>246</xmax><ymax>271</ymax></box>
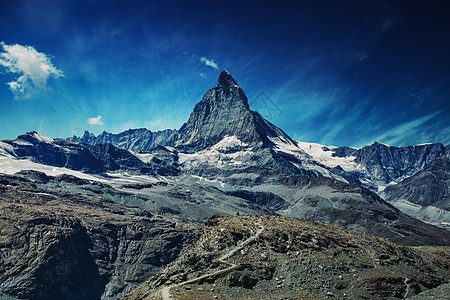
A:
<box><xmin>1</xmin><ymin>71</ymin><xmax>449</xmax><ymax>300</ymax></box>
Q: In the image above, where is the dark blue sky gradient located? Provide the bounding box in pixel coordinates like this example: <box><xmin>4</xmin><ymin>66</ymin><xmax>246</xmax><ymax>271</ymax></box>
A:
<box><xmin>0</xmin><ymin>0</ymin><xmax>449</xmax><ymax>147</ymax></box>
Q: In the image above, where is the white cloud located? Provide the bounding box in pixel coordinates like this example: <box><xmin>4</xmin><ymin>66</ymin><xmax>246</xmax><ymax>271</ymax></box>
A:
<box><xmin>200</xmin><ymin>57</ymin><xmax>219</xmax><ymax>69</ymax></box>
<box><xmin>0</xmin><ymin>42</ymin><xmax>64</xmax><ymax>99</ymax></box>
<box><xmin>199</xmin><ymin>72</ymin><xmax>207</xmax><ymax>78</ymax></box>
<box><xmin>371</xmin><ymin>110</ymin><xmax>441</xmax><ymax>145</ymax></box>
<box><xmin>87</xmin><ymin>115</ymin><xmax>104</xmax><ymax>126</ymax></box>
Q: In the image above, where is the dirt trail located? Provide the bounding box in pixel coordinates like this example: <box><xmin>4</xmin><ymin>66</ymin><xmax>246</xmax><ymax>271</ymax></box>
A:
<box><xmin>160</xmin><ymin>221</ymin><xmax>264</xmax><ymax>300</ymax></box>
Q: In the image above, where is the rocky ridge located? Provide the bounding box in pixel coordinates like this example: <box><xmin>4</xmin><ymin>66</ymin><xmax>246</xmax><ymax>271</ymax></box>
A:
<box><xmin>69</xmin><ymin>128</ymin><xmax>175</xmax><ymax>151</ymax></box>
<box><xmin>330</xmin><ymin>141</ymin><xmax>448</xmax><ymax>186</ymax></box>
<box><xmin>125</xmin><ymin>215</ymin><xmax>450</xmax><ymax>300</ymax></box>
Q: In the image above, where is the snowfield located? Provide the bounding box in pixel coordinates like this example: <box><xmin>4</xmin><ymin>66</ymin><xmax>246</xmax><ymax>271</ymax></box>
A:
<box><xmin>178</xmin><ymin>135</ymin><xmax>252</xmax><ymax>168</ymax></box>
<box><xmin>296</xmin><ymin>141</ymin><xmax>359</xmax><ymax>171</ymax></box>
<box><xmin>0</xmin><ymin>154</ymin><xmax>162</xmax><ymax>185</ymax></box>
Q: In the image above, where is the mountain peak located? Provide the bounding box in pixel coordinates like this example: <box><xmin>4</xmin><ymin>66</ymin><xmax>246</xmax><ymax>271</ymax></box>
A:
<box><xmin>170</xmin><ymin>70</ymin><xmax>297</xmax><ymax>152</ymax></box>
<box><xmin>218</xmin><ymin>69</ymin><xmax>238</xmax><ymax>87</ymax></box>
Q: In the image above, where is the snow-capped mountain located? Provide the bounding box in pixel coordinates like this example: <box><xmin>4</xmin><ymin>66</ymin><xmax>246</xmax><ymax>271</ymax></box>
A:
<box><xmin>297</xmin><ymin>140</ymin><xmax>449</xmax><ymax>191</ymax></box>
<box><xmin>170</xmin><ymin>70</ymin><xmax>298</xmax><ymax>152</ymax></box>
<box><xmin>297</xmin><ymin>140</ymin><xmax>450</xmax><ymax>229</ymax></box>
<box><xmin>0</xmin><ymin>131</ymin><xmax>179</xmax><ymax>176</ymax></box>
<box><xmin>69</xmin><ymin>128</ymin><xmax>176</xmax><ymax>150</ymax></box>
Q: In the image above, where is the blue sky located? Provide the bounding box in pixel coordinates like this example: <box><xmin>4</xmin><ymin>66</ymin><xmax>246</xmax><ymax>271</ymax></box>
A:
<box><xmin>0</xmin><ymin>0</ymin><xmax>449</xmax><ymax>147</ymax></box>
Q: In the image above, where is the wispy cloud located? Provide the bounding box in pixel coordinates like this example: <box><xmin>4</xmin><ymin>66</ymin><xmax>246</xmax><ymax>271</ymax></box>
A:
<box><xmin>87</xmin><ymin>115</ymin><xmax>104</xmax><ymax>125</ymax></box>
<box><xmin>200</xmin><ymin>57</ymin><xmax>219</xmax><ymax>69</ymax></box>
<box><xmin>374</xmin><ymin>111</ymin><xmax>442</xmax><ymax>145</ymax></box>
<box><xmin>0</xmin><ymin>42</ymin><xmax>64</xmax><ymax>99</ymax></box>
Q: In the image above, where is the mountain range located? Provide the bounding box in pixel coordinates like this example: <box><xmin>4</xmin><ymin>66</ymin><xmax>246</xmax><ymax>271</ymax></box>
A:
<box><xmin>1</xmin><ymin>70</ymin><xmax>449</xmax><ymax>299</ymax></box>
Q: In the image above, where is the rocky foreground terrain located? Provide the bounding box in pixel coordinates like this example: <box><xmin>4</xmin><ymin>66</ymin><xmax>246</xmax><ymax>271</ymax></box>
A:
<box><xmin>0</xmin><ymin>174</ymin><xmax>196</xmax><ymax>300</ymax></box>
<box><xmin>125</xmin><ymin>215</ymin><xmax>450</xmax><ymax>300</ymax></box>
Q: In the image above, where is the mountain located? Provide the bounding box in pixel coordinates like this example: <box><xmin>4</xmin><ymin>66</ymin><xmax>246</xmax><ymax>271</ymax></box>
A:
<box><xmin>169</xmin><ymin>70</ymin><xmax>297</xmax><ymax>152</ymax></box>
<box><xmin>125</xmin><ymin>215</ymin><xmax>450</xmax><ymax>300</ymax></box>
<box><xmin>1</xmin><ymin>131</ymin><xmax>179</xmax><ymax>176</ymax></box>
<box><xmin>381</xmin><ymin>154</ymin><xmax>450</xmax><ymax>230</ymax></box>
<box><xmin>159</xmin><ymin>71</ymin><xmax>449</xmax><ymax>245</ymax></box>
<box><xmin>298</xmin><ymin>141</ymin><xmax>450</xmax><ymax>230</ymax></box>
<box><xmin>0</xmin><ymin>173</ymin><xmax>195</xmax><ymax>300</ymax></box>
<box><xmin>69</xmin><ymin>128</ymin><xmax>176</xmax><ymax>151</ymax></box>
<box><xmin>298</xmin><ymin>141</ymin><xmax>448</xmax><ymax>192</ymax></box>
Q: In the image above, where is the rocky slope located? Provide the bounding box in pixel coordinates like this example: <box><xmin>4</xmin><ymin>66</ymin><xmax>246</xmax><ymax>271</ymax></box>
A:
<box><xmin>125</xmin><ymin>215</ymin><xmax>450</xmax><ymax>300</ymax></box>
<box><xmin>274</xmin><ymin>176</ymin><xmax>450</xmax><ymax>246</ymax></box>
<box><xmin>0</xmin><ymin>173</ymin><xmax>196</xmax><ymax>300</ymax></box>
<box><xmin>13</xmin><ymin>170</ymin><xmax>279</xmax><ymax>224</ymax></box>
<box><xmin>69</xmin><ymin>128</ymin><xmax>176</xmax><ymax>151</ymax></box>
<box><xmin>382</xmin><ymin>155</ymin><xmax>450</xmax><ymax>230</ymax></box>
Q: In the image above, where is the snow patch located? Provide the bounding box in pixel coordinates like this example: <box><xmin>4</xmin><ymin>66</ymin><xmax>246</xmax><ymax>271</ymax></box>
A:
<box><xmin>0</xmin><ymin>155</ymin><xmax>107</xmax><ymax>182</ymax></box>
<box><xmin>0</xmin><ymin>142</ymin><xmax>15</xmax><ymax>157</ymax></box>
<box><xmin>104</xmin><ymin>172</ymin><xmax>160</xmax><ymax>184</ymax></box>
<box><xmin>12</xmin><ymin>139</ymin><xmax>33</xmax><ymax>146</ymax></box>
<box><xmin>375</xmin><ymin>142</ymin><xmax>390</xmax><ymax>147</ymax></box>
<box><xmin>131</xmin><ymin>151</ymin><xmax>155</xmax><ymax>163</ymax></box>
<box><xmin>268</xmin><ymin>138</ymin><xmax>350</xmax><ymax>182</ymax></box>
<box><xmin>0</xmin><ymin>155</ymin><xmax>161</xmax><ymax>185</ymax></box>
<box><xmin>296</xmin><ymin>141</ymin><xmax>360</xmax><ymax>172</ymax></box>
<box><xmin>179</xmin><ymin>135</ymin><xmax>251</xmax><ymax>168</ymax></box>
<box><xmin>211</xmin><ymin>135</ymin><xmax>248</xmax><ymax>151</ymax></box>
<box><xmin>32</xmin><ymin>132</ymin><xmax>54</xmax><ymax>143</ymax></box>
<box><xmin>269</xmin><ymin>137</ymin><xmax>308</xmax><ymax>158</ymax></box>
<box><xmin>190</xmin><ymin>175</ymin><xmax>226</xmax><ymax>188</ymax></box>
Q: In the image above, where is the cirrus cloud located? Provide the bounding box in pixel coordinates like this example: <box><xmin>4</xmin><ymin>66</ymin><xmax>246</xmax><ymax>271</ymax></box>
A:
<box><xmin>87</xmin><ymin>115</ymin><xmax>104</xmax><ymax>126</ymax></box>
<box><xmin>0</xmin><ymin>42</ymin><xmax>64</xmax><ymax>99</ymax></box>
<box><xmin>200</xmin><ymin>57</ymin><xmax>219</xmax><ymax>69</ymax></box>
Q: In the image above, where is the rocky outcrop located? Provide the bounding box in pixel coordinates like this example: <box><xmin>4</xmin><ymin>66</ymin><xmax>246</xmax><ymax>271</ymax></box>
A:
<box><xmin>0</xmin><ymin>174</ymin><xmax>195</xmax><ymax>300</ymax></box>
<box><xmin>225</xmin><ymin>190</ymin><xmax>289</xmax><ymax>211</ymax></box>
<box><xmin>125</xmin><ymin>215</ymin><xmax>450</xmax><ymax>300</ymax></box>
<box><xmin>69</xmin><ymin>128</ymin><xmax>176</xmax><ymax>151</ymax></box>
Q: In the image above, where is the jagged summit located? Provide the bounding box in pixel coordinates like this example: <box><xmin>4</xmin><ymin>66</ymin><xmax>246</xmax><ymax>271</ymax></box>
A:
<box><xmin>218</xmin><ymin>69</ymin><xmax>238</xmax><ymax>87</ymax></box>
<box><xmin>170</xmin><ymin>70</ymin><xmax>296</xmax><ymax>151</ymax></box>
